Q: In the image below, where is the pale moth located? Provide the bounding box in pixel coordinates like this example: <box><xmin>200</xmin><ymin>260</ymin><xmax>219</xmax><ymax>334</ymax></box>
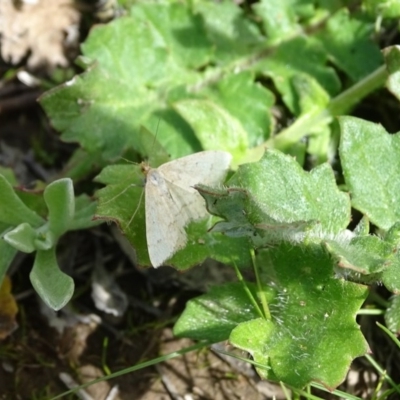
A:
<box><xmin>142</xmin><ymin>150</ymin><xmax>232</xmax><ymax>268</ymax></box>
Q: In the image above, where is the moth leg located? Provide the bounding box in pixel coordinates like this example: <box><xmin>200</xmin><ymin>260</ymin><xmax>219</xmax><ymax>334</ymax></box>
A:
<box><xmin>100</xmin><ymin>182</ymin><xmax>140</xmax><ymax>206</ymax></box>
<box><xmin>127</xmin><ymin>188</ymin><xmax>145</xmax><ymax>227</ymax></box>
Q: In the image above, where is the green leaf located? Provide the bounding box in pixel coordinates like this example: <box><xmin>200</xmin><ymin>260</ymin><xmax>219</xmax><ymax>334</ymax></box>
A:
<box><xmin>69</xmin><ymin>195</ymin><xmax>102</xmax><ymax>231</ymax></box>
<box><xmin>234</xmin><ymin>244</ymin><xmax>369</xmax><ymax>389</ymax></box>
<box><xmin>40</xmin><ymin>2</ymin><xmax>259</xmax><ymax>162</ymax></box>
<box><xmin>385</xmin><ymin>294</ymin><xmax>400</xmax><ymax>333</ymax></box>
<box><xmin>204</xmin><ymin>71</ymin><xmax>275</xmax><ymax>147</ymax></box>
<box><xmin>128</xmin><ymin>2</ymin><xmax>213</xmax><ymax>69</ymax></box>
<box><xmin>194</xmin><ymin>1</ymin><xmax>264</xmax><ymax>64</ymax></box>
<box><xmin>354</xmin><ymin>216</ymin><xmax>370</xmax><ymax>236</ymax></box>
<box><xmin>167</xmin><ymin>219</ymin><xmax>252</xmax><ymax>270</ymax></box>
<box><xmin>40</xmin><ymin>64</ymin><xmax>157</xmax><ymax>159</ymax></box>
<box><xmin>44</xmin><ymin>178</ymin><xmax>75</xmax><ymax>239</ymax></box>
<box><xmin>15</xmin><ymin>183</ymin><xmax>48</xmax><ymax>218</ymax></box>
<box><xmin>380</xmin><ymin>254</ymin><xmax>400</xmax><ymax>294</ymax></box>
<box><xmin>61</xmin><ymin>148</ymin><xmax>109</xmax><ymax>181</ymax></box>
<box><xmin>133</xmin><ymin>125</ymin><xmax>173</xmax><ymax>167</ymax></box>
<box><xmin>2</xmin><ymin>179</ymin><xmax>89</xmax><ymax>254</ymax></box>
<box><xmin>253</xmin><ymin>0</ymin><xmax>301</xmax><ymax>44</ymax></box>
<box><xmin>30</xmin><ymin>249</ymin><xmax>74</xmax><ymax>311</ymax></box>
<box><xmin>94</xmin><ymin>164</ymin><xmax>149</xmax><ymax>262</ymax></box>
<box><xmin>315</xmin><ymin>8</ymin><xmax>383</xmax><ymax>81</ymax></box>
<box><xmin>291</xmin><ymin>73</ymin><xmax>331</xmax><ymax>115</ymax></box>
<box><xmin>385</xmin><ymin>222</ymin><xmax>400</xmax><ymax>247</ymax></box>
<box><xmin>0</xmin><ymin>239</ymin><xmax>17</xmax><ymax>286</ymax></box>
<box><xmin>40</xmin><ymin>6</ymin><xmax>201</xmax><ymax>160</ymax></box>
<box><xmin>173</xmin><ymin>281</ymin><xmax>272</xmax><ymax>342</ymax></box>
<box><xmin>339</xmin><ymin>117</ymin><xmax>400</xmax><ymax>230</ymax></box>
<box><xmin>378</xmin><ymin>224</ymin><xmax>400</xmax><ymax>293</ymax></box>
<box><xmin>229</xmin><ymin>318</ymin><xmax>274</xmax><ymax>373</ymax></box>
<box><xmin>82</xmin><ymin>7</ymin><xmax>198</xmax><ymax>87</ymax></box>
<box><xmin>324</xmin><ymin>234</ymin><xmax>393</xmax><ymax>276</ymax></box>
<box><xmin>196</xmin><ymin>185</ymin><xmax>315</xmax><ymax>247</ymax></box>
<box><xmin>0</xmin><ymin>175</ymin><xmax>44</xmax><ymax>227</ymax></box>
<box><xmin>228</xmin><ymin>149</ymin><xmax>350</xmax><ymax>235</ymax></box>
<box><xmin>173</xmin><ymin>99</ymin><xmax>248</xmax><ymax>163</ymax></box>
<box><xmin>0</xmin><ymin>167</ymin><xmax>17</xmax><ymax>185</ymax></box>
<box><xmin>3</xmin><ymin>223</ymin><xmax>38</xmax><ymax>253</ymax></box>
<box><xmin>385</xmin><ymin>46</ymin><xmax>400</xmax><ymax>101</ymax></box>
<box><xmin>364</xmin><ymin>0</ymin><xmax>400</xmax><ymax>19</ymax></box>
<box><xmin>196</xmin><ymin>186</ymin><xmax>261</xmax><ymax>239</ymax></box>
<box><xmin>307</xmin><ymin>126</ymin><xmax>332</xmax><ymax>165</ymax></box>
<box><xmin>175</xmin><ymin>243</ymin><xmax>368</xmax><ymax>389</ymax></box>
<box><xmin>254</xmin><ymin>37</ymin><xmax>340</xmax><ymax>115</ymax></box>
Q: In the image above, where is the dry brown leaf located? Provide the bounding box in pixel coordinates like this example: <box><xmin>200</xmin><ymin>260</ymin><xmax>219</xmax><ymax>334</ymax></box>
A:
<box><xmin>0</xmin><ymin>0</ymin><xmax>80</xmax><ymax>69</ymax></box>
<box><xmin>58</xmin><ymin>314</ymin><xmax>100</xmax><ymax>364</ymax></box>
<box><xmin>0</xmin><ymin>275</ymin><xmax>18</xmax><ymax>340</ymax></box>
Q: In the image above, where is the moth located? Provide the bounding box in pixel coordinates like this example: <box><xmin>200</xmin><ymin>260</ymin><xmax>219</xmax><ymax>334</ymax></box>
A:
<box><xmin>142</xmin><ymin>151</ymin><xmax>232</xmax><ymax>267</ymax></box>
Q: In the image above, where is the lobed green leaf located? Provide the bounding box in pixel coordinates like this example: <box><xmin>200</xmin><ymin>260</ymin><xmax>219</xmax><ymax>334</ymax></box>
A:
<box><xmin>339</xmin><ymin>117</ymin><xmax>400</xmax><ymax>230</ymax></box>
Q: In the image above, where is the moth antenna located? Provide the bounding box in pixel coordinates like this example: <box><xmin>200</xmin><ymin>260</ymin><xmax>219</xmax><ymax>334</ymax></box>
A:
<box><xmin>147</xmin><ymin>118</ymin><xmax>161</xmax><ymax>162</ymax></box>
<box><xmin>114</xmin><ymin>119</ymin><xmax>162</xmax><ymax>228</ymax></box>
<box><xmin>120</xmin><ymin>156</ymin><xmax>138</xmax><ymax>165</ymax></box>
<box><xmin>154</xmin><ymin>118</ymin><xmax>161</xmax><ymax>145</ymax></box>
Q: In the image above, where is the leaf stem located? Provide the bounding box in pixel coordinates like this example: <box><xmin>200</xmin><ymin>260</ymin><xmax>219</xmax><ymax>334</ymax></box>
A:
<box><xmin>269</xmin><ymin>110</ymin><xmax>332</xmax><ymax>151</ymax></box>
<box><xmin>365</xmin><ymin>353</ymin><xmax>400</xmax><ymax>394</ymax></box>
<box><xmin>251</xmin><ymin>249</ymin><xmax>272</xmax><ymax>320</ymax></box>
<box><xmin>232</xmin><ymin>261</ymin><xmax>265</xmax><ymax>319</ymax></box>
<box><xmin>376</xmin><ymin>321</ymin><xmax>400</xmax><ymax>349</ymax></box>
<box><xmin>368</xmin><ymin>290</ymin><xmax>390</xmax><ymax>308</ymax></box>
<box><xmin>243</xmin><ymin>65</ymin><xmax>388</xmax><ymax>162</ymax></box>
<box><xmin>327</xmin><ymin>65</ymin><xmax>387</xmax><ymax>116</ymax></box>
<box><xmin>356</xmin><ymin>308</ymin><xmax>384</xmax><ymax>315</ymax></box>
<box><xmin>309</xmin><ymin>382</ymin><xmax>362</xmax><ymax>399</ymax></box>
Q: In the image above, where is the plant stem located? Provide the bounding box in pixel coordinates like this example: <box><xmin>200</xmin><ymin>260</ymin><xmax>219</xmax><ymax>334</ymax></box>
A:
<box><xmin>328</xmin><ymin>65</ymin><xmax>387</xmax><ymax>116</ymax></box>
<box><xmin>252</xmin><ymin>249</ymin><xmax>272</xmax><ymax>320</ymax></box>
<box><xmin>233</xmin><ymin>261</ymin><xmax>265</xmax><ymax>319</ymax></box>
<box><xmin>243</xmin><ymin>65</ymin><xmax>388</xmax><ymax>163</ymax></box>
<box><xmin>365</xmin><ymin>353</ymin><xmax>400</xmax><ymax>394</ymax></box>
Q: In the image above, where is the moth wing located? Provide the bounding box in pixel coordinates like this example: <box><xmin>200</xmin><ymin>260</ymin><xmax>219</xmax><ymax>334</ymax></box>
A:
<box><xmin>145</xmin><ymin>170</ymin><xmax>188</xmax><ymax>268</ymax></box>
<box><xmin>145</xmin><ymin>151</ymin><xmax>232</xmax><ymax>267</ymax></box>
<box><xmin>158</xmin><ymin>151</ymin><xmax>232</xmax><ymax>220</ymax></box>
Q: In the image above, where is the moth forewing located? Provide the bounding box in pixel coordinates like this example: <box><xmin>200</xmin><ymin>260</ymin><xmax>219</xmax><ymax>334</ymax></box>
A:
<box><xmin>145</xmin><ymin>175</ymin><xmax>188</xmax><ymax>267</ymax></box>
<box><xmin>157</xmin><ymin>151</ymin><xmax>232</xmax><ymax>191</ymax></box>
<box><xmin>143</xmin><ymin>151</ymin><xmax>232</xmax><ymax>267</ymax></box>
